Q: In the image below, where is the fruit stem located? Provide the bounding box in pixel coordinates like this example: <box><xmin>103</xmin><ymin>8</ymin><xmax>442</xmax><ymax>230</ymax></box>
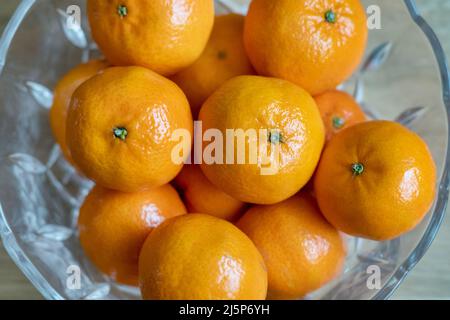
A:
<box><xmin>332</xmin><ymin>116</ymin><xmax>345</xmax><ymax>129</ymax></box>
<box><xmin>351</xmin><ymin>163</ymin><xmax>364</xmax><ymax>176</ymax></box>
<box><xmin>113</xmin><ymin>127</ymin><xmax>128</xmax><ymax>141</ymax></box>
<box><xmin>268</xmin><ymin>130</ymin><xmax>283</xmax><ymax>144</ymax></box>
<box><xmin>117</xmin><ymin>4</ymin><xmax>128</xmax><ymax>18</ymax></box>
<box><xmin>325</xmin><ymin>10</ymin><xmax>336</xmax><ymax>23</ymax></box>
<box><xmin>217</xmin><ymin>50</ymin><xmax>227</xmax><ymax>60</ymax></box>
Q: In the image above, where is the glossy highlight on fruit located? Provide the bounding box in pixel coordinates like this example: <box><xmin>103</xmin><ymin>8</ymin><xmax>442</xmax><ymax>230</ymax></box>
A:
<box><xmin>78</xmin><ymin>184</ymin><xmax>187</xmax><ymax>286</ymax></box>
<box><xmin>139</xmin><ymin>214</ymin><xmax>268</xmax><ymax>300</ymax></box>
<box><xmin>244</xmin><ymin>0</ymin><xmax>368</xmax><ymax>95</ymax></box>
<box><xmin>87</xmin><ymin>0</ymin><xmax>215</xmax><ymax>76</ymax></box>
<box><xmin>314</xmin><ymin>120</ymin><xmax>437</xmax><ymax>240</ymax></box>
<box><xmin>237</xmin><ymin>193</ymin><xmax>346</xmax><ymax>299</ymax></box>
<box><xmin>199</xmin><ymin>75</ymin><xmax>325</xmax><ymax>205</ymax></box>
<box><xmin>66</xmin><ymin>66</ymin><xmax>193</xmax><ymax>192</ymax></box>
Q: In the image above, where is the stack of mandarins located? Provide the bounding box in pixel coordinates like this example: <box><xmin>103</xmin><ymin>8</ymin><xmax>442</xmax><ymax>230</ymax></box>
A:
<box><xmin>49</xmin><ymin>0</ymin><xmax>437</xmax><ymax>300</ymax></box>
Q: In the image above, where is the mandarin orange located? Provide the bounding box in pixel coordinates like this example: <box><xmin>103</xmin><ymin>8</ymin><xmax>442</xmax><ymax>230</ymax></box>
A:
<box><xmin>244</xmin><ymin>0</ymin><xmax>368</xmax><ymax>95</ymax></box>
<box><xmin>174</xmin><ymin>164</ymin><xmax>247</xmax><ymax>222</ymax></box>
<box><xmin>237</xmin><ymin>193</ymin><xmax>346</xmax><ymax>299</ymax></box>
<box><xmin>314</xmin><ymin>89</ymin><xmax>366</xmax><ymax>141</ymax></box>
<box><xmin>87</xmin><ymin>0</ymin><xmax>214</xmax><ymax>76</ymax></box>
<box><xmin>199</xmin><ymin>75</ymin><xmax>325</xmax><ymax>204</ymax></box>
<box><xmin>50</xmin><ymin>60</ymin><xmax>108</xmax><ymax>164</ymax></box>
<box><xmin>139</xmin><ymin>214</ymin><xmax>268</xmax><ymax>300</ymax></box>
<box><xmin>171</xmin><ymin>14</ymin><xmax>254</xmax><ymax>118</ymax></box>
<box><xmin>66</xmin><ymin>66</ymin><xmax>193</xmax><ymax>192</ymax></box>
<box><xmin>314</xmin><ymin>121</ymin><xmax>437</xmax><ymax>240</ymax></box>
<box><xmin>78</xmin><ymin>184</ymin><xmax>187</xmax><ymax>286</ymax></box>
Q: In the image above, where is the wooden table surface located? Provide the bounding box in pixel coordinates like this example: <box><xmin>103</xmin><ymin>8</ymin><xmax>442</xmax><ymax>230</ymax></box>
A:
<box><xmin>1</xmin><ymin>0</ymin><xmax>449</xmax><ymax>300</ymax></box>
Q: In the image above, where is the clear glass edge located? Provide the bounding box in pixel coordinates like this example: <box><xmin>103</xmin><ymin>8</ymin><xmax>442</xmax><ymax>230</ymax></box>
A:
<box><xmin>0</xmin><ymin>0</ymin><xmax>448</xmax><ymax>300</ymax></box>
<box><xmin>0</xmin><ymin>0</ymin><xmax>64</xmax><ymax>300</ymax></box>
<box><xmin>372</xmin><ymin>0</ymin><xmax>450</xmax><ymax>300</ymax></box>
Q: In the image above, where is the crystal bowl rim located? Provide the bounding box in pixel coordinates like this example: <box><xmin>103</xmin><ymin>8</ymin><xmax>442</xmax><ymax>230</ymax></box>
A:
<box><xmin>0</xmin><ymin>0</ymin><xmax>449</xmax><ymax>300</ymax></box>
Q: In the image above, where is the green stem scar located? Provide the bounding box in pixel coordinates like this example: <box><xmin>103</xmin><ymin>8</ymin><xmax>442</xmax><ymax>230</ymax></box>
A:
<box><xmin>117</xmin><ymin>4</ymin><xmax>128</xmax><ymax>18</ymax></box>
<box><xmin>113</xmin><ymin>127</ymin><xmax>128</xmax><ymax>141</ymax></box>
<box><xmin>352</xmin><ymin>163</ymin><xmax>364</xmax><ymax>176</ymax></box>
<box><xmin>268</xmin><ymin>131</ymin><xmax>283</xmax><ymax>144</ymax></box>
<box><xmin>332</xmin><ymin>116</ymin><xmax>345</xmax><ymax>129</ymax></box>
<box><xmin>324</xmin><ymin>10</ymin><xmax>336</xmax><ymax>23</ymax></box>
<box><xmin>218</xmin><ymin>50</ymin><xmax>227</xmax><ymax>60</ymax></box>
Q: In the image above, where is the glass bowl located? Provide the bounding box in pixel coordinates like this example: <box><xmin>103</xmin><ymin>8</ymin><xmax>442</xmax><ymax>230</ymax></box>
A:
<box><xmin>0</xmin><ymin>0</ymin><xmax>449</xmax><ymax>300</ymax></box>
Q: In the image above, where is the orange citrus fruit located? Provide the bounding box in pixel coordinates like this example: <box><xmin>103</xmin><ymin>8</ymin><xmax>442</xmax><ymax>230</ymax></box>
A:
<box><xmin>198</xmin><ymin>75</ymin><xmax>325</xmax><ymax>205</ymax></box>
<box><xmin>50</xmin><ymin>60</ymin><xmax>108</xmax><ymax>164</ymax></box>
<box><xmin>171</xmin><ymin>14</ymin><xmax>255</xmax><ymax>118</ymax></box>
<box><xmin>139</xmin><ymin>214</ymin><xmax>268</xmax><ymax>300</ymax></box>
<box><xmin>314</xmin><ymin>89</ymin><xmax>366</xmax><ymax>141</ymax></box>
<box><xmin>244</xmin><ymin>0</ymin><xmax>368</xmax><ymax>95</ymax></box>
<box><xmin>314</xmin><ymin>120</ymin><xmax>437</xmax><ymax>241</ymax></box>
<box><xmin>87</xmin><ymin>0</ymin><xmax>214</xmax><ymax>76</ymax></box>
<box><xmin>78</xmin><ymin>184</ymin><xmax>187</xmax><ymax>286</ymax></box>
<box><xmin>174</xmin><ymin>164</ymin><xmax>247</xmax><ymax>222</ymax></box>
<box><xmin>66</xmin><ymin>66</ymin><xmax>193</xmax><ymax>192</ymax></box>
<box><xmin>237</xmin><ymin>193</ymin><xmax>346</xmax><ymax>299</ymax></box>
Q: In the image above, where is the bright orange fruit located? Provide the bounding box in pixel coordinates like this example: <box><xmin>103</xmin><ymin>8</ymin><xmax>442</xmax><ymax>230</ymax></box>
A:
<box><xmin>50</xmin><ymin>60</ymin><xmax>108</xmax><ymax>164</ymax></box>
<box><xmin>171</xmin><ymin>14</ymin><xmax>255</xmax><ymax>118</ymax></box>
<box><xmin>139</xmin><ymin>214</ymin><xmax>268</xmax><ymax>300</ymax></box>
<box><xmin>237</xmin><ymin>193</ymin><xmax>346</xmax><ymax>299</ymax></box>
<box><xmin>174</xmin><ymin>164</ymin><xmax>247</xmax><ymax>222</ymax></box>
<box><xmin>314</xmin><ymin>89</ymin><xmax>366</xmax><ymax>141</ymax></box>
<box><xmin>314</xmin><ymin>121</ymin><xmax>437</xmax><ymax>240</ymax></box>
<box><xmin>78</xmin><ymin>184</ymin><xmax>187</xmax><ymax>286</ymax></box>
<box><xmin>87</xmin><ymin>0</ymin><xmax>214</xmax><ymax>76</ymax></box>
<box><xmin>66</xmin><ymin>66</ymin><xmax>193</xmax><ymax>192</ymax></box>
<box><xmin>199</xmin><ymin>75</ymin><xmax>325</xmax><ymax>205</ymax></box>
<box><xmin>244</xmin><ymin>0</ymin><xmax>368</xmax><ymax>95</ymax></box>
